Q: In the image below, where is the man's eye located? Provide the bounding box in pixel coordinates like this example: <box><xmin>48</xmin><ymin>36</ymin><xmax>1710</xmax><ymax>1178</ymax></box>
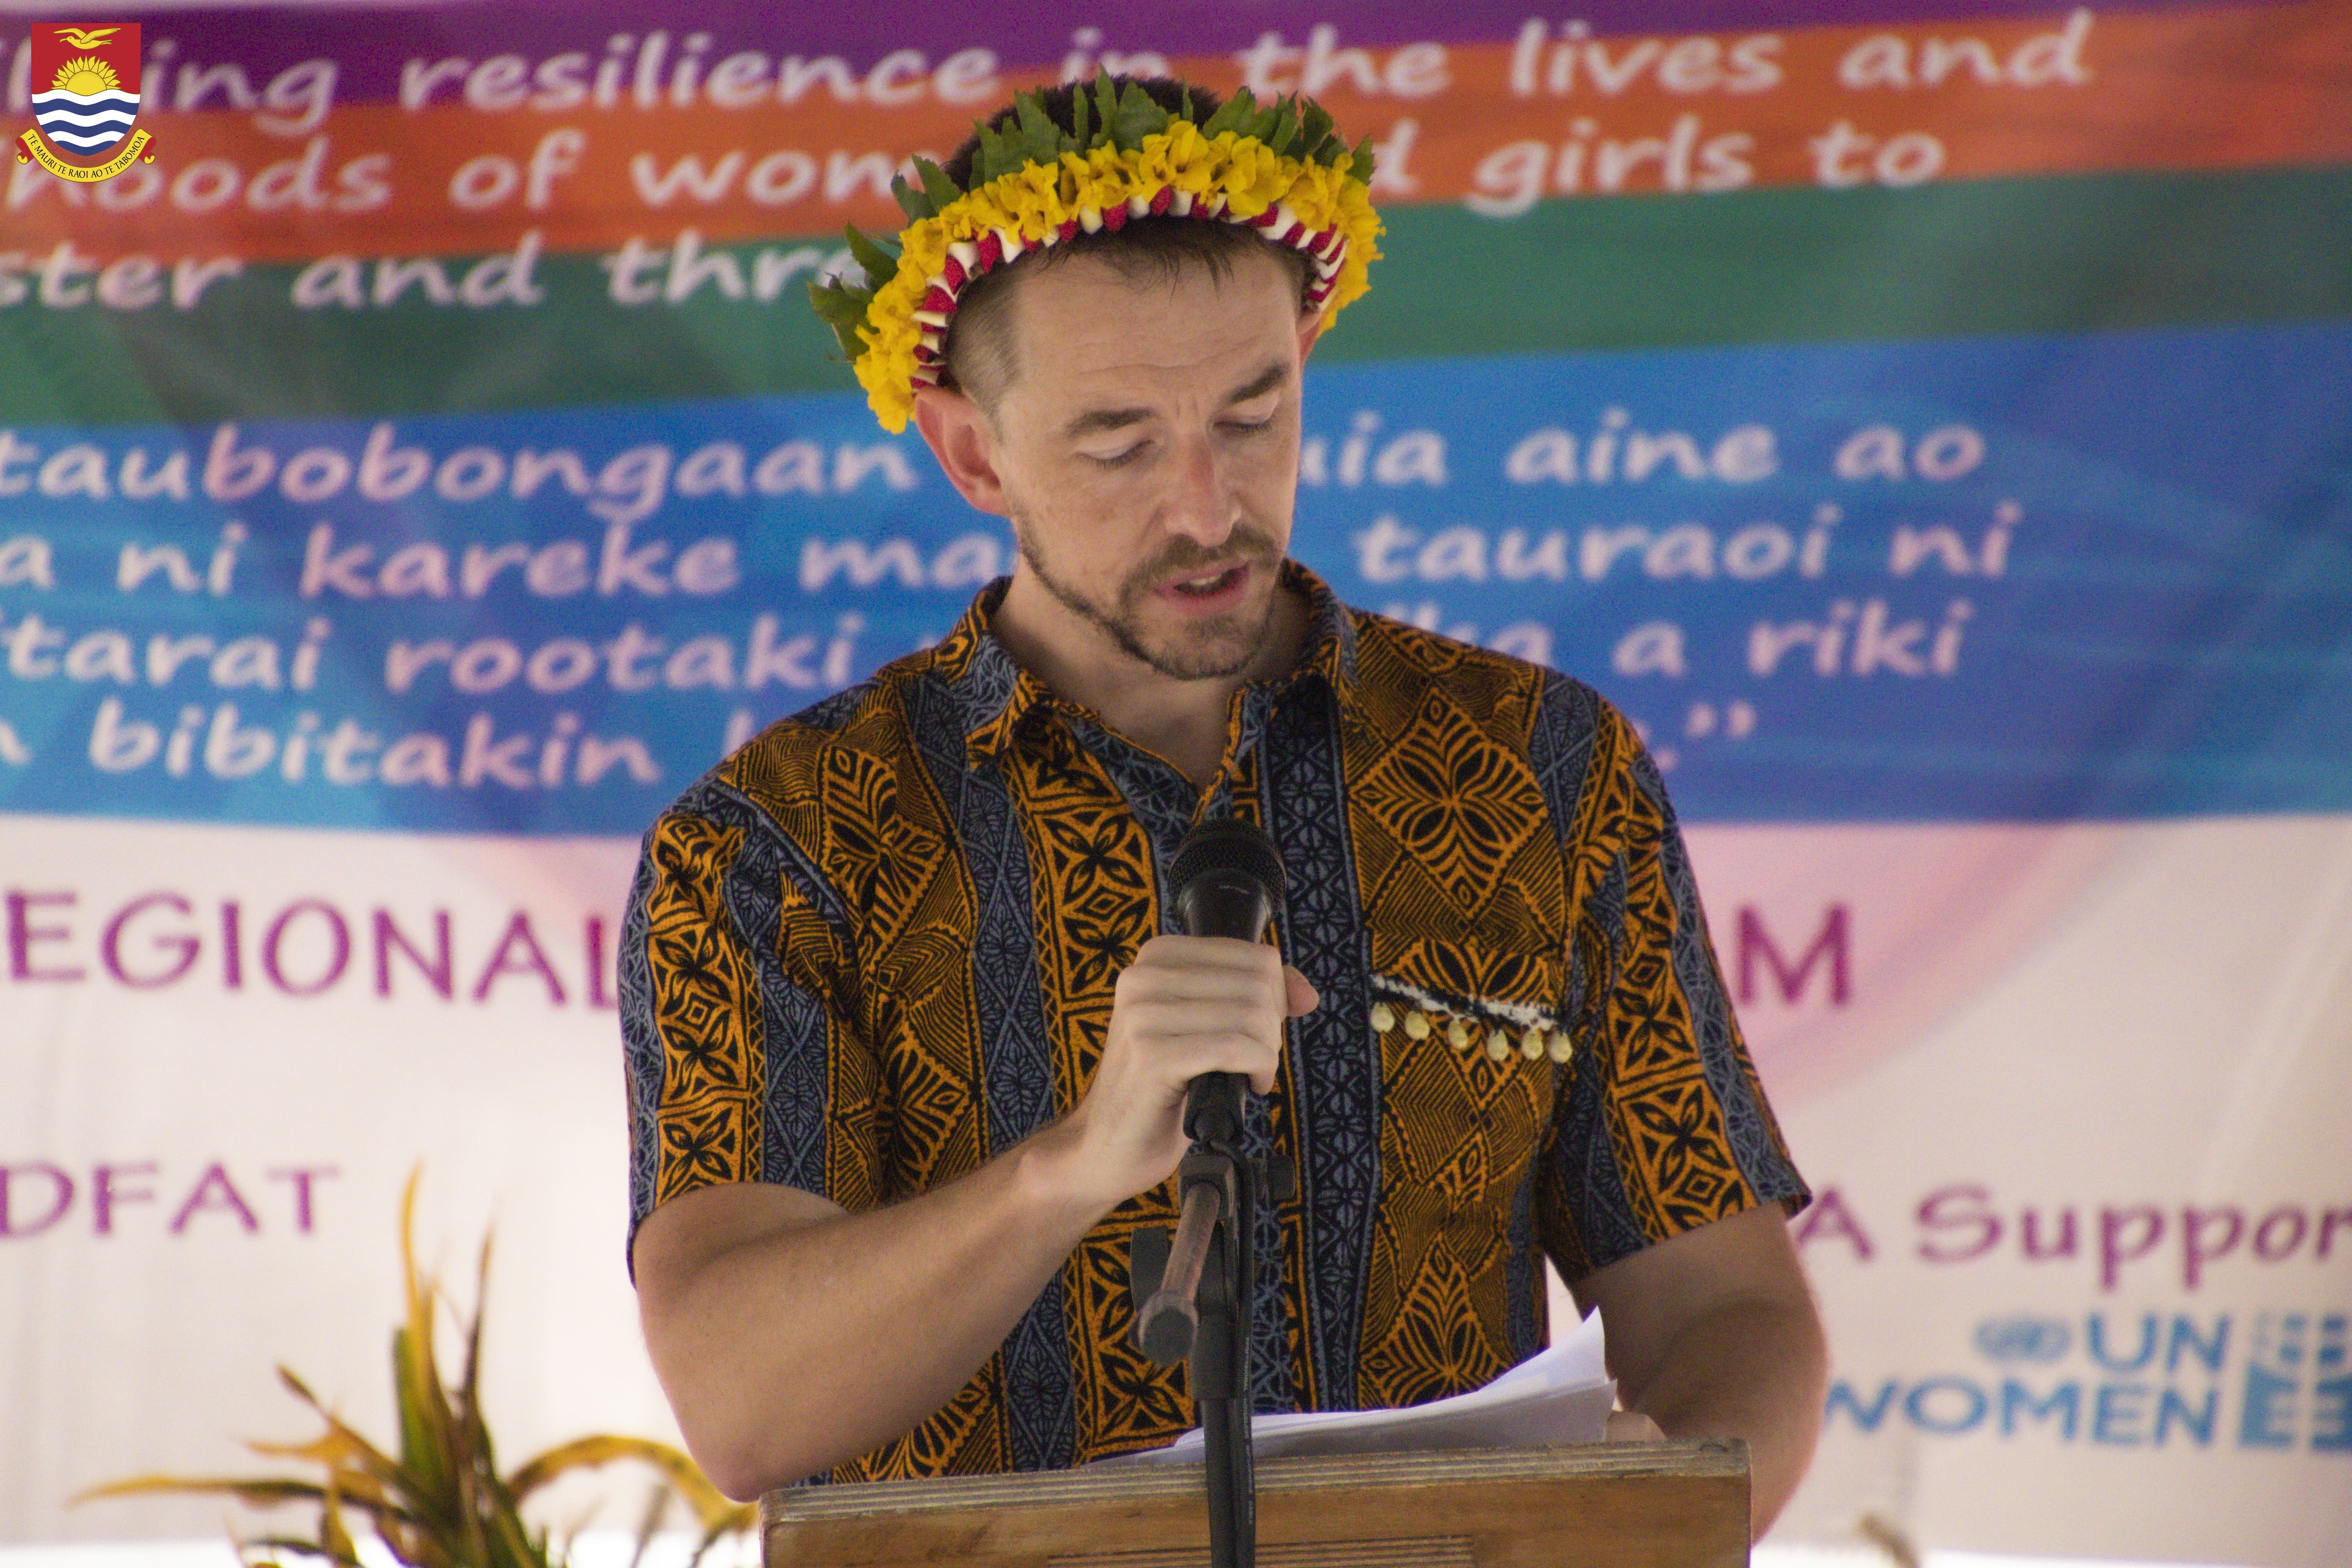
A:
<box><xmin>1085</xmin><ymin>443</ymin><xmax>1147</xmax><ymax>469</ymax></box>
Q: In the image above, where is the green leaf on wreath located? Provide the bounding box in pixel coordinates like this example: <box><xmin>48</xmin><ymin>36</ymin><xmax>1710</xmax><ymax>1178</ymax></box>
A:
<box><xmin>844</xmin><ymin>225</ymin><xmax>900</xmax><ymax>291</ymax></box>
<box><xmin>1108</xmin><ymin>78</ymin><xmax>1171</xmax><ymax>152</ymax></box>
<box><xmin>914</xmin><ymin>156</ymin><xmax>962</xmax><ymax>212</ymax></box>
<box><xmin>1014</xmin><ymin>92</ymin><xmax>1064</xmax><ymax>165</ymax></box>
<box><xmin>1201</xmin><ymin>87</ymin><xmax>1252</xmax><ymax>140</ymax></box>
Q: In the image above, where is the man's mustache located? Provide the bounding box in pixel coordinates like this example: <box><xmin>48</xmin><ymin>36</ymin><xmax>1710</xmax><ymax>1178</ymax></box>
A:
<box><xmin>1136</xmin><ymin>526</ymin><xmax>1282</xmax><ymax>587</ymax></box>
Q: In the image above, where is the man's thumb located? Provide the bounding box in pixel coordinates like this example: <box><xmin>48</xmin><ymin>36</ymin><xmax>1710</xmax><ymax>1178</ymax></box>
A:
<box><xmin>1282</xmin><ymin>965</ymin><xmax>1321</xmax><ymax>1016</ymax></box>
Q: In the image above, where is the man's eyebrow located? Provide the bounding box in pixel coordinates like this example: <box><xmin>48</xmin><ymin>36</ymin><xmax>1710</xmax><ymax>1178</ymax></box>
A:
<box><xmin>1058</xmin><ymin>362</ymin><xmax>1291</xmax><ymax>442</ymax></box>
<box><xmin>1225</xmin><ymin>362</ymin><xmax>1290</xmax><ymax>406</ymax></box>
<box><xmin>1062</xmin><ymin>406</ymin><xmax>1152</xmax><ymax>440</ymax></box>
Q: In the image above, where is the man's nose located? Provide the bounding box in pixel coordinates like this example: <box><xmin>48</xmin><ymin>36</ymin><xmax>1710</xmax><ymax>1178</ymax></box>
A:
<box><xmin>1162</xmin><ymin>432</ymin><xmax>1239</xmax><ymax>546</ymax></box>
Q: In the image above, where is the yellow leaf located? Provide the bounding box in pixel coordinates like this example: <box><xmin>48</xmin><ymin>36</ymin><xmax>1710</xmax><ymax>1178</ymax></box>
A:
<box><xmin>73</xmin><ymin>1475</ymin><xmax>334</xmax><ymax>1510</ymax></box>
<box><xmin>508</xmin><ymin>1439</ymin><xmax>747</xmax><ymax>1535</ymax></box>
<box><xmin>80</xmin><ymin>1164</ymin><xmax>743</xmax><ymax>1568</ymax></box>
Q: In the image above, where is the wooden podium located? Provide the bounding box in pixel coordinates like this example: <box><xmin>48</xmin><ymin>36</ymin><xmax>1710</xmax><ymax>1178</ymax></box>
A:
<box><xmin>762</xmin><ymin>1440</ymin><xmax>1749</xmax><ymax>1567</ymax></box>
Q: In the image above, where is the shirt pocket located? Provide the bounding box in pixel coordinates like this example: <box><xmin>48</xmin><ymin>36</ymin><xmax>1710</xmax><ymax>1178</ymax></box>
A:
<box><xmin>1365</xmin><ymin>928</ymin><xmax>1575</xmax><ymax>1066</ymax></box>
<box><xmin>1362</xmin><ymin>929</ymin><xmax>1574</xmax><ymax>1219</ymax></box>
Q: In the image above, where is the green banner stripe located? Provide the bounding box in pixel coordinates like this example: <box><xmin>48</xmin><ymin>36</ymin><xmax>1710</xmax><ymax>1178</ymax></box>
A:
<box><xmin>1340</xmin><ymin>162</ymin><xmax>2352</xmax><ymax>363</ymax></box>
<box><xmin>6</xmin><ymin>163</ymin><xmax>2347</xmax><ymax>427</ymax></box>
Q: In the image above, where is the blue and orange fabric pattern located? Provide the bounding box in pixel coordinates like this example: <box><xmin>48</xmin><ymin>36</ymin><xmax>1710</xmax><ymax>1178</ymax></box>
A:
<box><xmin>620</xmin><ymin>559</ymin><xmax>1807</xmax><ymax>1480</ymax></box>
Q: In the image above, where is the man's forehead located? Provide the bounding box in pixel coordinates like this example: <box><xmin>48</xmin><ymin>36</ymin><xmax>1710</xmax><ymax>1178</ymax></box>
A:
<box><xmin>1004</xmin><ymin>250</ymin><xmax>1302</xmax><ymax>405</ymax></box>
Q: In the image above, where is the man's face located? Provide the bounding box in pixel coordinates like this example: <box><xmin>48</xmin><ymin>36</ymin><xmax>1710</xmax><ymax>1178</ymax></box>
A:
<box><xmin>960</xmin><ymin>246</ymin><xmax>1312</xmax><ymax>683</ymax></box>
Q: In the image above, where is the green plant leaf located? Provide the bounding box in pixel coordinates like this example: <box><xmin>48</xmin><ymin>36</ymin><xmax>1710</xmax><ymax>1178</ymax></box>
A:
<box><xmin>1347</xmin><ymin>132</ymin><xmax>1378</xmax><ymax>186</ymax></box>
<box><xmin>1297</xmin><ymin>101</ymin><xmax>1336</xmax><ymax>163</ymax></box>
<box><xmin>680</xmin><ymin>1506</ymin><xmax>753</xmax><ymax>1568</ymax></box>
<box><xmin>973</xmin><ymin>119</ymin><xmax>1021</xmax><ymax>185</ymax></box>
<box><xmin>842</xmin><ymin>225</ymin><xmax>900</xmax><ymax>291</ymax></box>
<box><xmin>510</xmin><ymin>1438</ymin><xmax>746</xmax><ymax>1534</ymax></box>
<box><xmin>79</xmin><ymin>1163</ymin><xmax>747</xmax><ymax>1568</ymax></box>
<box><xmin>914</xmin><ymin>156</ymin><xmax>962</xmax><ymax>211</ymax></box>
<box><xmin>1264</xmin><ymin>96</ymin><xmax>1299</xmax><ymax>156</ymax></box>
<box><xmin>1069</xmin><ymin>83</ymin><xmax>1093</xmax><ymax>147</ymax></box>
<box><xmin>807</xmin><ymin>278</ymin><xmax>872</xmax><ymax>359</ymax></box>
<box><xmin>261</xmin><ymin>1367</ymin><xmax>421</xmax><ymax>1514</ymax></box>
<box><xmin>391</xmin><ymin>1326</ymin><xmax>453</xmax><ymax>1512</ymax></box>
<box><xmin>1107</xmin><ymin>79</ymin><xmax>1171</xmax><ymax>152</ymax></box>
<box><xmin>889</xmin><ymin>173</ymin><xmax>932</xmax><ymax>223</ymax></box>
<box><xmin>236</xmin><ymin>1537</ymin><xmax>368</xmax><ymax>1568</ymax></box>
<box><xmin>1013</xmin><ymin>91</ymin><xmax>1064</xmax><ymax>165</ymax></box>
<box><xmin>617</xmin><ymin>1483</ymin><xmax>667</xmax><ymax>1568</ymax></box>
<box><xmin>392</xmin><ymin>1172</ymin><xmax>460</xmax><ymax>1516</ymax></box>
<box><xmin>460</xmin><ymin>1234</ymin><xmax>495</xmax><ymax>1474</ymax></box>
<box><xmin>75</xmin><ymin>1475</ymin><xmax>341</xmax><ymax>1510</ymax></box>
<box><xmin>319</xmin><ymin>1467</ymin><xmax>359</xmax><ymax>1568</ymax></box>
<box><xmin>1091</xmin><ymin>75</ymin><xmax>1120</xmax><ymax>149</ymax></box>
<box><xmin>1200</xmin><ymin>87</ymin><xmax>1253</xmax><ymax>140</ymax></box>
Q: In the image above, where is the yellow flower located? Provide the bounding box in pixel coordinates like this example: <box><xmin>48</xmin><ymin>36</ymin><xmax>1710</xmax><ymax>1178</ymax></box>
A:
<box><xmin>844</xmin><ymin>123</ymin><xmax>1381</xmax><ymax>432</ymax></box>
<box><xmin>1218</xmin><ymin>141</ymin><xmax>1292</xmax><ymax>219</ymax></box>
<box><xmin>1067</xmin><ymin>167</ymin><xmax>1123</xmax><ymax>220</ymax></box>
<box><xmin>897</xmin><ymin>222</ymin><xmax>949</xmax><ymax>287</ymax></box>
<box><xmin>1125</xmin><ymin>130</ymin><xmax>1183</xmax><ymax>195</ymax></box>
<box><xmin>987</xmin><ymin>161</ymin><xmax>1067</xmax><ymax>240</ymax></box>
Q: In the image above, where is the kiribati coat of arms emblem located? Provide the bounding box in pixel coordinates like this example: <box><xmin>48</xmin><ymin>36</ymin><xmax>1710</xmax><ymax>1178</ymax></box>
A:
<box><xmin>16</xmin><ymin>22</ymin><xmax>156</xmax><ymax>181</ymax></box>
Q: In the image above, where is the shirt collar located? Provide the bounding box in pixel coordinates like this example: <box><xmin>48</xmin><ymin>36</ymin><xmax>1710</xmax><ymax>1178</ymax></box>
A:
<box><xmin>938</xmin><ymin>559</ymin><xmax>1359</xmax><ymax>771</ymax></box>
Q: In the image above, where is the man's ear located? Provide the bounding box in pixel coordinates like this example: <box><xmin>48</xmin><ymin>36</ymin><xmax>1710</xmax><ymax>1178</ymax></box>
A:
<box><xmin>1297</xmin><ymin>309</ymin><xmax>1325</xmax><ymax>364</ymax></box>
<box><xmin>913</xmin><ymin>385</ymin><xmax>1011</xmax><ymax>517</ymax></box>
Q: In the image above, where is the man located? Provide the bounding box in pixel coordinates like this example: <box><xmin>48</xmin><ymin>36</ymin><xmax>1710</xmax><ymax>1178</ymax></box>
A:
<box><xmin>621</xmin><ymin>76</ymin><xmax>1825</xmax><ymax>1539</ymax></box>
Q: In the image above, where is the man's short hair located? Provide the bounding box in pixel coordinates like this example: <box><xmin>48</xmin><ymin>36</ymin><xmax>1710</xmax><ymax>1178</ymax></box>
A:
<box><xmin>937</xmin><ymin>77</ymin><xmax>1317</xmax><ymax>409</ymax></box>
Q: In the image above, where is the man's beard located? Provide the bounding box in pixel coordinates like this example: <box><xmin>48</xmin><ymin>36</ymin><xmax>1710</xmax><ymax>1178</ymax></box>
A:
<box><xmin>1011</xmin><ymin>512</ymin><xmax>1284</xmax><ymax>682</ymax></box>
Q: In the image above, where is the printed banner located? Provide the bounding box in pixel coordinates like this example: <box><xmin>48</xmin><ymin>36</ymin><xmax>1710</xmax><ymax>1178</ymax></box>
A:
<box><xmin>2</xmin><ymin>2</ymin><xmax>2346</xmax><ymax>1563</ymax></box>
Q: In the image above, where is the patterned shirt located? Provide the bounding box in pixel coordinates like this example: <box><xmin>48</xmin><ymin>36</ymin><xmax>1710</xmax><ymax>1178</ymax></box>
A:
<box><xmin>621</xmin><ymin>561</ymin><xmax>1807</xmax><ymax>1482</ymax></box>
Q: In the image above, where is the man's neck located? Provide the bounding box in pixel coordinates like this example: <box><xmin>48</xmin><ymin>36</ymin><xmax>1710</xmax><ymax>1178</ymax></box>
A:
<box><xmin>991</xmin><ymin>572</ymin><xmax>1310</xmax><ymax>788</ymax></box>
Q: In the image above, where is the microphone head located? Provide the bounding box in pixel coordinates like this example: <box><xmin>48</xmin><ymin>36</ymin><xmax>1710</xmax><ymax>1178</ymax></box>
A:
<box><xmin>1171</xmin><ymin>816</ymin><xmax>1285</xmax><ymax>907</ymax></box>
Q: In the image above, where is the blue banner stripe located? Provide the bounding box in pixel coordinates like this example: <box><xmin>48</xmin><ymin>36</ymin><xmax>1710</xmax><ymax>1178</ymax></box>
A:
<box><xmin>0</xmin><ymin>318</ymin><xmax>2343</xmax><ymax>832</ymax></box>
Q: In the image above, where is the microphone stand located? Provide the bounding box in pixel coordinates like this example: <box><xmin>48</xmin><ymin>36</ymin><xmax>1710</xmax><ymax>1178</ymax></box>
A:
<box><xmin>1129</xmin><ymin>830</ymin><xmax>1291</xmax><ymax>1568</ymax></box>
<box><xmin>1133</xmin><ymin>1071</ymin><xmax>1257</xmax><ymax>1568</ymax></box>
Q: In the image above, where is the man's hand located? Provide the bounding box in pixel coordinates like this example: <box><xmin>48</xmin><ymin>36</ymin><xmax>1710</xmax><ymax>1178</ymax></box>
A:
<box><xmin>1048</xmin><ymin>934</ymin><xmax>1318</xmax><ymax>1209</ymax></box>
<box><xmin>632</xmin><ymin>935</ymin><xmax>1316</xmax><ymax>1497</ymax></box>
<box><xmin>1604</xmin><ymin>1409</ymin><xmax>1666</xmax><ymax>1442</ymax></box>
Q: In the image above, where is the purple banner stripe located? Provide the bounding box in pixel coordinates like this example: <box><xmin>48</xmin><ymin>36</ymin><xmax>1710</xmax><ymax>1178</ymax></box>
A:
<box><xmin>4</xmin><ymin>0</ymin><xmax>2280</xmax><ymax>111</ymax></box>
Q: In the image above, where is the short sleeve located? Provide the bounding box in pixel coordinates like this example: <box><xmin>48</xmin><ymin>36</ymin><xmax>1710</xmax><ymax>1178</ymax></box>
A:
<box><xmin>1531</xmin><ymin>695</ymin><xmax>1809</xmax><ymax>1279</ymax></box>
<box><xmin>619</xmin><ymin>784</ymin><xmax>880</xmax><ymax>1263</ymax></box>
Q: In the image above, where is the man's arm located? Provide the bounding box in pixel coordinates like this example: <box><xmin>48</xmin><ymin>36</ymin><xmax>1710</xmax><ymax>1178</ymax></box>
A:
<box><xmin>630</xmin><ymin>935</ymin><xmax>1318</xmax><ymax>1498</ymax></box>
<box><xmin>632</xmin><ymin>1142</ymin><xmax>1100</xmax><ymax>1497</ymax></box>
<box><xmin>1570</xmin><ymin>1203</ymin><xmax>1827</xmax><ymax>1542</ymax></box>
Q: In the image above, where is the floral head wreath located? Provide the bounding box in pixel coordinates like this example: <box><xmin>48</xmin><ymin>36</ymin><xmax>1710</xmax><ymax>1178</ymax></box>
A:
<box><xmin>811</xmin><ymin>77</ymin><xmax>1382</xmax><ymax>433</ymax></box>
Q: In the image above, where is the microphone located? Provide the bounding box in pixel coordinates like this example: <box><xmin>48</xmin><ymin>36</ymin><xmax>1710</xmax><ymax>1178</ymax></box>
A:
<box><xmin>1132</xmin><ymin>815</ymin><xmax>1287</xmax><ymax>1366</ymax></box>
<box><xmin>1169</xmin><ymin>817</ymin><xmax>1286</xmax><ymax>1147</ymax></box>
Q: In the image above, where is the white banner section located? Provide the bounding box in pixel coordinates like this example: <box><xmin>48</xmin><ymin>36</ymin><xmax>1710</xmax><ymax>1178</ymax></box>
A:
<box><xmin>4</xmin><ymin>810</ymin><xmax>2348</xmax><ymax>1563</ymax></box>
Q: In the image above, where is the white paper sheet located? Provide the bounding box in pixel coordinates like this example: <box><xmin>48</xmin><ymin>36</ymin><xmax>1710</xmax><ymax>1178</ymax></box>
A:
<box><xmin>1116</xmin><ymin>1305</ymin><xmax>1616</xmax><ymax>1463</ymax></box>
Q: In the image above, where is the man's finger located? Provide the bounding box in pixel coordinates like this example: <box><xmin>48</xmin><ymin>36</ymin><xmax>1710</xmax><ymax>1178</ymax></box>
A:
<box><xmin>1282</xmin><ymin>965</ymin><xmax>1320</xmax><ymax>1016</ymax></box>
<box><xmin>1604</xmin><ymin>1409</ymin><xmax>1666</xmax><ymax>1443</ymax></box>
